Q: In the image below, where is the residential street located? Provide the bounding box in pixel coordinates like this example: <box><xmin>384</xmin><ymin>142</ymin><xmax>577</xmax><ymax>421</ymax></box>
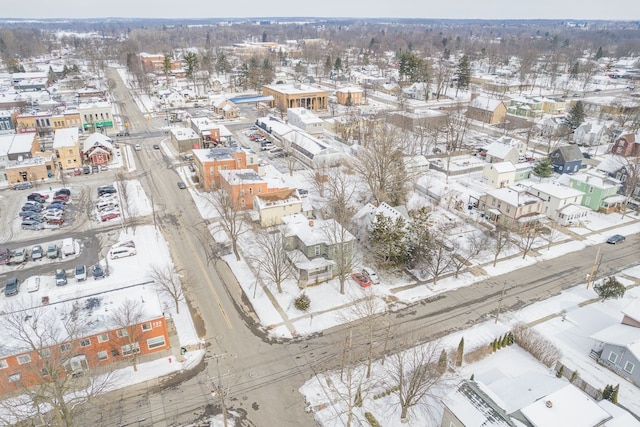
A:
<box><xmin>75</xmin><ymin>68</ymin><xmax>640</xmax><ymax>427</ymax></box>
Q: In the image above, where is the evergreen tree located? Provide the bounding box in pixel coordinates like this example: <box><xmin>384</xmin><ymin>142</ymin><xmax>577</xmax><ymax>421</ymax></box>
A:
<box><xmin>594</xmin><ymin>46</ymin><xmax>603</xmax><ymax>60</ymax></box>
<box><xmin>556</xmin><ymin>365</ymin><xmax>564</xmax><ymax>378</ymax></box>
<box><xmin>369</xmin><ymin>213</ymin><xmax>407</xmax><ymax>267</ymax></box>
<box><xmin>456</xmin><ymin>337</ymin><xmax>464</xmax><ymax>367</ymax></box>
<box><xmin>566</xmin><ymin>101</ymin><xmax>585</xmax><ymax>131</ymax></box>
<box><xmin>612</xmin><ymin>384</ymin><xmax>619</xmax><ymax>404</ymax></box>
<box><xmin>501</xmin><ymin>334</ymin><xmax>509</xmax><ymax>348</ymax></box>
<box><xmin>594</xmin><ymin>276</ymin><xmax>626</xmax><ymax>301</ymax></box>
<box><xmin>470</xmin><ymin>373</ymin><xmax>475</xmax><ymax>381</ymax></box>
<box><xmin>406</xmin><ymin>207</ymin><xmax>432</xmax><ymax>270</ymax></box>
<box><xmin>570</xmin><ymin>370</ymin><xmax>579</xmax><ymax>383</ymax></box>
<box><xmin>570</xmin><ymin>61</ymin><xmax>580</xmax><ymax>78</ymax></box>
<box><xmin>455</xmin><ymin>55</ymin><xmax>471</xmax><ymax>94</ymax></box>
<box><xmin>532</xmin><ymin>157</ymin><xmax>554</xmax><ymax>181</ymax></box>
<box><xmin>602</xmin><ymin>384</ymin><xmax>613</xmax><ymax>400</ymax></box>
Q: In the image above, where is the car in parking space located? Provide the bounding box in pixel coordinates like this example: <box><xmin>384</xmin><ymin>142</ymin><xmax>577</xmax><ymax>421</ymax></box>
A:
<box><xmin>27</xmin><ymin>194</ymin><xmax>47</xmax><ymax>203</ymax></box>
<box><xmin>55</xmin><ymin>269</ymin><xmax>67</xmax><ymax>286</ymax></box>
<box><xmin>91</xmin><ymin>165</ymin><xmax>99</xmax><ymax>174</ymax></box>
<box><xmin>352</xmin><ymin>272</ymin><xmax>371</xmax><ymax>288</ymax></box>
<box><xmin>109</xmin><ymin>246</ymin><xmax>137</xmax><ymax>259</ymax></box>
<box><xmin>55</xmin><ymin>188</ymin><xmax>71</xmax><ymax>196</ymax></box>
<box><xmin>22</xmin><ymin>220</ymin><xmax>44</xmax><ymax>230</ymax></box>
<box><xmin>5</xmin><ymin>277</ymin><xmax>19</xmax><ymax>297</ymax></box>
<box><xmin>23</xmin><ymin>202</ymin><xmax>43</xmax><ymax>211</ymax></box>
<box><xmin>0</xmin><ymin>248</ymin><xmax>10</xmax><ymax>265</ymax></box>
<box><xmin>31</xmin><ymin>245</ymin><xmax>43</xmax><ymax>261</ymax></box>
<box><xmin>10</xmin><ymin>249</ymin><xmax>27</xmax><ymax>264</ymax></box>
<box><xmin>92</xmin><ymin>263</ymin><xmax>105</xmax><ymax>280</ymax></box>
<box><xmin>82</xmin><ymin>165</ymin><xmax>91</xmax><ymax>174</ymax></box>
<box><xmin>153</xmin><ymin>144</ymin><xmax>160</xmax><ymax>150</ymax></box>
<box><xmin>47</xmin><ymin>218</ymin><xmax>65</xmax><ymax>226</ymax></box>
<box><xmin>177</xmin><ymin>181</ymin><xmax>187</xmax><ymax>189</ymax></box>
<box><xmin>362</xmin><ymin>266</ymin><xmax>380</xmax><ymax>285</ymax></box>
<box><xmin>46</xmin><ymin>244</ymin><xmax>58</xmax><ymax>259</ymax></box>
<box><xmin>73</xmin><ymin>168</ymin><xmax>82</xmax><ymax>176</ymax></box>
<box><xmin>607</xmin><ymin>234</ymin><xmax>626</xmax><ymax>244</ymax></box>
<box><xmin>100</xmin><ymin>164</ymin><xmax>108</xmax><ymax>171</ymax></box>
<box><xmin>101</xmin><ymin>212</ymin><xmax>120</xmax><ymax>222</ymax></box>
<box><xmin>98</xmin><ymin>185</ymin><xmax>117</xmax><ymax>196</ymax></box>
<box><xmin>29</xmin><ymin>192</ymin><xmax>49</xmax><ymax>200</ymax></box>
<box><xmin>48</xmin><ymin>203</ymin><xmax>66</xmax><ymax>211</ymax></box>
<box><xmin>52</xmin><ymin>194</ymin><xmax>69</xmax><ymax>203</ymax></box>
<box><xmin>75</xmin><ymin>264</ymin><xmax>87</xmax><ymax>281</ymax></box>
<box><xmin>13</xmin><ymin>181</ymin><xmax>33</xmax><ymax>190</ymax></box>
<box><xmin>19</xmin><ymin>210</ymin><xmax>43</xmax><ymax>220</ymax></box>
<box><xmin>134</xmin><ymin>144</ymin><xmax>142</xmax><ymax>151</ymax></box>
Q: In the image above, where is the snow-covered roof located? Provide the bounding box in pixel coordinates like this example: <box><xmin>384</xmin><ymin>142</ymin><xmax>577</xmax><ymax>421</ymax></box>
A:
<box><xmin>192</xmin><ymin>146</ymin><xmax>242</xmax><ymax>163</ymax></box>
<box><xmin>519</xmin><ymin>384</ymin><xmax>611</xmax><ymax>427</ymax></box>
<box><xmin>282</xmin><ymin>213</ymin><xmax>355</xmax><ymax>247</ymax></box>
<box><xmin>354</xmin><ymin>202</ymin><xmax>409</xmax><ymax>230</ymax></box>
<box><xmin>0</xmin><ymin>133</ymin><xmax>35</xmax><ymax>154</ymax></box>
<box><xmin>591</xmin><ymin>324</ymin><xmax>640</xmax><ymax>360</ymax></box>
<box><xmin>596</xmin><ymin>156</ymin><xmax>626</xmax><ymax>174</ymax></box>
<box><xmin>170</xmin><ymin>127</ymin><xmax>199</xmax><ymax>141</ymax></box>
<box><xmin>486</xmin><ymin>142</ymin><xmax>516</xmax><ymax>159</ymax></box>
<box><xmin>82</xmin><ymin>133</ymin><xmax>113</xmax><ymax>153</ymax></box>
<box><xmin>442</xmin><ymin>380</ymin><xmax>516</xmax><ymax>427</ymax></box>
<box><xmin>529</xmin><ymin>182</ymin><xmax>584</xmax><ymax>199</ymax></box>
<box><xmin>219</xmin><ymin>169</ymin><xmax>264</xmax><ymax>185</ymax></box>
<box><xmin>490</xmin><ymin>161</ymin><xmax>516</xmax><ymax>174</ymax></box>
<box><xmin>470</xmin><ymin>96</ymin><xmax>504</xmax><ymax>111</ymax></box>
<box><xmin>565</xmin><ymin>171</ymin><xmax>620</xmax><ymax>190</ymax></box>
<box><xmin>486</xmin><ymin>186</ymin><xmax>543</xmax><ymax>207</ymax></box>
<box><xmin>622</xmin><ymin>300</ymin><xmax>640</xmax><ymax>324</ymax></box>
<box><xmin>52</xmin><ymin>127</ymin><xmax>79</xmax><ymax>148</ymax></box>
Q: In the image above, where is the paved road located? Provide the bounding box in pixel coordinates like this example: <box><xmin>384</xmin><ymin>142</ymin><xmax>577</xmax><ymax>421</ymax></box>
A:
<box><xmin>77</xmin><ymin>69</ymin><xmax>640</xmax><ymax>427</ymax></box>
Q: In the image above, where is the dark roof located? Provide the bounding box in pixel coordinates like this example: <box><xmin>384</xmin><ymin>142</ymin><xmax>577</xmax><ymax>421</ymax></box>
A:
<box><xmin>555</xmin><ymin>145</ymin><xmax>584</xmax><ymax>162</ymax></box>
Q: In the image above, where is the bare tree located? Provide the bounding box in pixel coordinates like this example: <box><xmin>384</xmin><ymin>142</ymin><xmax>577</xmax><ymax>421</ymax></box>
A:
<box><xmin>424</xmin><ymin>232</ymin><xmax>454</xmax><ymax>286</ymax></box>
<box><xmin>619</xmin><ymin>155</ymin><xmax>640</xmax><ymax>219</ymax></box>
<box><xmin>450</xmin><ymin>232</ymin><xmax>489</xmax><ymax>278</ymax></box>
<box><xmin>253</xmin><ymin>227</ymin><xmax>296</xmax><ymax>294</ymax></box>
<box><xmin>324</xmin><ymin>219</ymin><xmax>357</xmax><ymax>295</ymax></box>
<box><xmin>517</xmin><ymin>224</ymin><xmax>543</xmax><ymax>259</ymax></box>
<box><xmin>348</xmin><ymin>291</ymin><xmax>386</xmax><ymax>379</ymax></box>
<box><xmin>384</xmin><ymin>342</ymin><xmax>452</xmax><ymax>424</ymax></box>
<box><xmin>115</xmin><ymin>171</ymin><xmax>134</xmax><ymax>233</ymax></box>
<box><xmin>491</xmin><ymin>224</ymin><xmax>511</xmax><ymax>267</ymax></box>
<box><xmin>207</xmin><ymin>189</ymin><xmax>249</xmax><ymax>261</ymax></box>
<box><xmin>150</xmin><ymin>264</ymin><xmax>185</xmax><ymax>314</ymax></box>
<box><xmin>109</xmin><ymin>299</ymin><xmax>145</xmax><ymax>372</ymax></box>
<box><xmin>0</xmin><ymin>301</ymin><xmax>113</xmax><ymax>427</ymax></box>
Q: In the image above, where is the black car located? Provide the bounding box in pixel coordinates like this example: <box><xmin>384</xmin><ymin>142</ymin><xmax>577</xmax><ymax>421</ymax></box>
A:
<box><xmin>153</xmin><ymin>144</ymin><xmax>160</xmax><ymax>150</ymax></box>
<box><xmin>55</xmin><ymin>188</ymin><xmax>71</xmax><ymax>196</ymax></box>
<box><xmin>98</xmin><ymin>185</ymin><xmax>117</xmax><ymax>196</ymax></box>
<box><xmin>27</xmin><ymin>194</ymin><xmax>47</xmax><ymax>203</ymax></box>
<box><xmin>177</xmin><ymin>181</ymin><xmax>187</xmax><ymax>189</ymax></box>
<box><xmin>92</xmin><ymin>263</ymin><xmax>105</xmax><ymax>280</ymax></box>
<box><xmin>22</xmin><ymin>204</ymin><xmax>43</xmax><ymax>212</ymax></box>
<box><xmin>606</xmin><ymin>234</ymin><xmax>626</xmax><ymax>244</ymax></box>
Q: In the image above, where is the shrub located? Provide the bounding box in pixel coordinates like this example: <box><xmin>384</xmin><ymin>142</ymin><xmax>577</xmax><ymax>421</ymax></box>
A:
<box><xmin>556</xmin><ymin>365</ymin><xmax>564</xmax><ymax>378</ymax></box>
<box><xmin>512</xmin><ymin>324</ymin><xmax>560</xmax><ymax>367</ymax></box>
<box><xmin>570</xmin><ymin>369</ymin><xmax>579</xmax><ymax>383</ymax></box>
<box><xmin>364</xmin><ymin>412</ymin><xmax>381</xmax><ymax>427</ymax></box>
<box><xmin>294</xmin><ymin>293</ymin><xmax>311</xmax><ymax>311</ymax></box>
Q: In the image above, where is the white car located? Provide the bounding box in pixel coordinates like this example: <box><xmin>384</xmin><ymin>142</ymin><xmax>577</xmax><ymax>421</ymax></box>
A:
<box><xmin>134</xmin><ymin>144</ymin><xmax>142</xmax><ymax>151</ymax></box>
<box><xmin>75</xmin><ymin>264</ymin><xmax>87</xmax><ymax>281</ymax></box>
<box><xmin>109</xmin><ymin>247</ymin><xmax>137</xmax><ymax>259</ymax></box>
<box><xmin>362</xmin><ymin>267</ymin><xmax>380</xmax><ymax>285</ymax></box>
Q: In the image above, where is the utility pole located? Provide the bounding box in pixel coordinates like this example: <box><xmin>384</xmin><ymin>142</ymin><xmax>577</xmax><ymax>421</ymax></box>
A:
<box><xmin>209</xmin><ymin>353</ymin><xmax>234</xmax><ymax>427</ymax></box>
<box><xmin>495</xmin><ymin>281</ymin><xmax>508</xmax><ymax>324</ymax></box>
<box><xmin>586</xmin><ymin>248</ymin><xmax>601</xmax><ymax>289</ymax></box>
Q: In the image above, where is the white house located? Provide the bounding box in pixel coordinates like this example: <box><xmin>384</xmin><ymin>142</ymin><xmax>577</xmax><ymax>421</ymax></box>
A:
<box><xmin>482</xmin><ymin>161</ymin><xmax>516</xmax><ymax>189</ymax></box>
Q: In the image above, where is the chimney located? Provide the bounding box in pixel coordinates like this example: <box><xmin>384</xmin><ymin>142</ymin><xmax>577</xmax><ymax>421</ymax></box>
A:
<box><xmin>545</xmin><ymin>400</ymin><xmax>553</xmax><ymax>408</ymax></box>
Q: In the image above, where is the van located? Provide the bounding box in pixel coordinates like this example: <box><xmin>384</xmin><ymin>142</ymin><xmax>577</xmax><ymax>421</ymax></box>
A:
<box><xmin>362</xmin><ymin>267</ymin><xmax>380</xmax><ymax>285</ymax></box>
<box><xmin>109</xmin><ymin>246</ymin><xmax>137</xmax><ymax>260</ymax></box>
<box><xmin>61</xmin><ymin>238</ymin><xmax>75</xmax><ymax>256</ymax></box>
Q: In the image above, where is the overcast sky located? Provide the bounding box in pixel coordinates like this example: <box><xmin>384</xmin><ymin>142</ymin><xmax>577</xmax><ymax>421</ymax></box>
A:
<box><xmin>6</xmin><ymin>0</ymin><xmax>640</xmax><ymax>20</ymax></box>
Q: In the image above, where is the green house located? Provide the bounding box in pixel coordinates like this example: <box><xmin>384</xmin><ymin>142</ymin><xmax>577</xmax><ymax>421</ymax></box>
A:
<box><xmin>565</xmin><ymin>171</ymin><xmax>621</xmax><ymax>212</ymax></box>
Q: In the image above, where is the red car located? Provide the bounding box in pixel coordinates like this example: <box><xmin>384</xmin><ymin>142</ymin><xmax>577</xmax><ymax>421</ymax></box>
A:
<box><xmin>29</xmin><ymin>192</ymin><xmax>49</xmax><ymax>200</ymax></box>
<box><xmin>352</xmin><ymin>272</ymin><xmax>371</xmax><ymax>288</ymax></box>
<box><xmin>53</xmin><ymin>194</ymin><xmax>69</xmax><ymax>203</ymax></box>
<box><xmin>47</xmin><ymin>218</ymin><xmax>64</xmax><ymax>226</ymax></box>
<box><xmin>101</xmin><ymin>212</ymin><xmax>120</xmax><ymax>222</ymax></box>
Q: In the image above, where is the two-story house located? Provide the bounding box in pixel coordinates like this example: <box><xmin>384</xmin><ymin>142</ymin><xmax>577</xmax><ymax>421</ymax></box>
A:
<box><xmin>550</xmin><ymin>145</ymin><xmax>584</xmax><ymax>174</ymax></box>
<box><xmin>282</xmin><ymin>213</ymin><xmax>356</xmax><ymax>287</ymax></box>
<box><xmin>522</xmin><ymin>182</ymin><xmax>586</xmax><ymax>224</ymax></box>
<box><xmin>559</xmin><ymin>170</ymin><xmax>623</xmax><ymax>213</ymax></box>
<box><xmin>253</xmin><ymin>189</ymin><xmax>313</xmax><ymax>227</ymax></box>
<box><xmin>482</xmin><ymin>161</ymin><xmax>516</xmax><ymax>188</ymax></box>
<box><xmin>193</xmin><ymin>147</ymin><xmax>259</xmax><ymax>190</ymax></box>
<box><xmin>611</xmin><ymin>132</ymin><xmax>640</xmax><ymax>157</ymax></box>
<box><xmin>52</xmin><ymin>127</ymin><xmax>82</xmax><ymax>171</ymax></box>
<box><xmin>478</xmin><ymin>185</ymin><xmax>546</xmax><ymax>229</ymax></box>
<box><xmin>573</xmin><ymin>122</ymin><xmax>605</xmax><ymax>147</ymax></box>
<box><xmin>466</xmin><ymin>96</ymin><xmax>508</xmax><ymax>125</ymax></box>
<box><xmin>82</xmin><ymin>133</ymin><xmax>114</xmax><ymax>166</ymax></box>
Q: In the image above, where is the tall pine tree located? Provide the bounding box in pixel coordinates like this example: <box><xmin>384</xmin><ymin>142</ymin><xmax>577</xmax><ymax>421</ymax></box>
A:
<box><xmin>455</xmin><ymin>55</ymin><xmax>471</xmax><ymax>95</ymax></box>
<box><xmin>566</xmin><ymin>101</ymin><xmax>585</xmax><ymax>131</ymax></box>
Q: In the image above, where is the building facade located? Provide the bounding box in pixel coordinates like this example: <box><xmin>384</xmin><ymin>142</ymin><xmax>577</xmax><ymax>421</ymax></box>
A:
<box><xmin>262</xmin><ymin>84</ymin><xmax>328</xmax><ymax>112</ymax></box>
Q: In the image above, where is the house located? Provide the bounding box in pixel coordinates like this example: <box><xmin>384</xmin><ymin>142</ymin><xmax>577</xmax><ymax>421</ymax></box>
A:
<box><xmin>82</xmin><ymin>133</ymin><xmax>113</xmax><ymax>166</ymax></box>
<box><xmin>523</xmin><ymin>182</ymin><xmax>586</xmax><ymax>223</ymax></box>
<box><xmin>0</xmin><ymin>285</ymin><xmax>171</xmax><ymax>395</ymax></box>
<box><xmin>559</xmin><ymin>170</ymin><xmax>623</xmax><ymax>213</ymax></box>
<box><xmin>387</xmin><ymin>109</ymin><xmax>447</xmax><ymax>133</ymax></box>
<box><xmin>262</xmin><ymin>84</ymin><xmax>328</xmax><ymax>112</ymax></box>
<box><xmin>0</xmin><ymin>110</ymin><xmax>16</xmax><ymax>134</ymax></box>
<box><xmin>541</xmin><ymin>97</ymin><xmax>567</xmax><ymax>114</ymax></box>
<box><xmin>0</xmin><ymin>132</ymin><xmax>39</xmax><ymax>161</ymax></box>
<box><xmin>286</xmin><ymin>108</ymin><xmax>324</xmax><ymax>137</ymax></box>
<box><xmin>335</xmin><ymin>87</ymin><xmax>364</xmax><ymax>106</ymax></box>
<box><xmin>212</xmin><ymin>98</ymin><xmax>239</xmax><ymax>120</ymax></box>
<box><xmin>192</xmin><ymin>147</ymin><xmax>258</xmax><ymax>190</ymax></box>
<box><xmin>597</xmin><ymin>156</ymin><xmax>640</xmax><ymax>203</ymax></box>
<box><xmin>477</xmin><ymin>185</ymin><xmax>545</xmax><ymax>228</ymax></box>
<box><xmin>610</xmin><ymin>132</ymin><xmax>640</xmax><ymax>157</ymax></box>
<box><xmin>484</xmin><ymin>141</ymin><xmax>520</xmax><ymax>164</ymax></box>
<box><xmin>508</xmin><ymin>97</ymin><xmax>543</xmax><ymax>118</ymax></box>
<box><xmin>538</xmin><ymin>115</ymin><xmax>568</xmax><ymax>138</ymax></box>
<box><xmin>549</xmin><ymin>145</ymin><xmax>584</xmax><ymax>174</ymax></box>
<box><xmin>573</xmin><ymin>122</ymin><xmax>605</xmax><ymax>147</ymax></box>
<box><xmin>218</xmin><ymin>169</ymin><xmax>289</xmax><ymax>210</ymax></box>
<box><xmin>591</xmin><ymin>300</ymin><xmax>640</xmax><ymax>386</ymax></box>
<box><xmin>52</xmin><ymin>128</ymin><xmax>82</xmax><ymax>171</ymax></box>
<box><xmin>282</xmin><ymin>213</ymin><xmax>356</xmax><ymax>287</ymax></box>
<box><xmin>466</xmin><ymin>96</ymin><xmax>508</xmax><ymax>125</ymax></box>
<box><xmin>482</xmin><ymin>161</ymin><xmax>516</xmax><ymax>189</ymax></box>
<box><xmin>253</xmin><ymin>189</ymin><xmax>312</xmax><ymax>227</ymax></box>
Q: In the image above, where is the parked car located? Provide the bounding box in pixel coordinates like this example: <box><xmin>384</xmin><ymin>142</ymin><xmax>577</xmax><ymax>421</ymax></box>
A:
<box><xmin>98</xmin><ymin>185</ymin><xmax>117</xmax><ymax>196</ymax></box>
<box><xmin>100</xmin><ymin>164</ymin><xmax>108</xmax><ymax>171</ymax></box>
<box><xmin>109</xmin><ymin>246</ymin><xmax>137</xmax><ymax>259</ymax></box>
<box><xmin>55</xmin><ymin>188</ymin><xmax>71</xmax><ymax>196</ymax></box>
<box><xmin>48</xmin><ymin>203</ymin><xmax>66</xmax><ymax>211</ymax></box>
<box><xmin>13</xmin><ymin>182</ymin><xmax>33</xmax><ymax>190</ymax></box>
<box><xmin>46</xmin><ymin>244</ymin><xmax>58</xmax><ymax>259</ymax></box>
<box><xmin>361</xmin><ymin>267</ymin><xmax>380</xmax><ymax>285</ymax></box>
<box><xmin>27</xmin><ymin>194</ymin><xmax>47</xmax><ymax>203</ymax></box>
<box><xmin>82</xmin><ymin>165</ymin><xmax>91</xmax><ymax>174</ymax></box>
<box><xmin>5</xmin><ymin>277</ymin><xmax>19</xmax><ymax>297</ymax></box>
<box><xmin>19</xmin><ymin>210</ymin><xmax>43</xmax><ymax>220</ymax></box>
<box><xmin>22</xmin><ymin>204</ymin><xmax>43</xmax><ymax>212</ymax></box>
<box><xmin>101</xmin><ymin>212</ymin><xmax>121</xmax><ymax>222</ymax></box>
<box><xmin>153</xmin><ymin>144</ymin><xmax>160</xmax><ymax>150</ymax></box>
<box><xmin>91</xmin><ymin>165</ymin><xmax>99</xmax><ymax>174</ymax></box>
<box><xmin>352</xmin><ymin>272</ymin><xmax>371</xmax><ymax>288</ymax></box>
<box><xmin>75</xmin><ymin>264</ymin><xmax>87</xmax><ymax>281</ymax></box>
<box><xmin>92</xmin><ymin>263</ymin><xmax>105</xmax><ymax>280</ymax></box>
<box><xmin>31</xmin><ymin>245</ymin><xmax>43</xmax><ymax>261</ymax></box>
<box><xmin>73</xmin><ymin>168</ymin><xmax>82</xmax><ymax>176</ymax></box>
<box><xmin>47</xmin><ymin>218</ymin><xmax>65</xmax><ymax>226</ymax></box>
<box><xmin>0</xmin><ymin>248</ymin><xmax>11</xmax><ymax>265</ymax></box>
<box><xmin>134</xmin><ymin>144</ymin><xmax>142</xmax><ymax>151</ymax></box>
<box><xmin>52</xmin><ymin>194</ymin><xmax>69</xmax><ymax>203</ymax></box>
<box><xmin>26</xmin><ymin>276</ymin><xmax>40</xmax><ymax>293</ymax></box>
<box><xmin>55</xmin><ymin>269</ymin><xmax>67</xmax><ymax>286</ymax></box>
<box><xmin>177</xmin><ymin>181</ymin><xmax>187</xmax><ymax>189</ymax></box>
<box><xmin>10</xmin><ymin>249</ymin><xmax>27</xmax><ymax>264</ymax></box>
<box><xmin>29</xmin><ymin>192</ymin><xmax>49</xmax><ymax>199</ymax></box>
<box><xmin>22</xmin><ymin>220</ymin><xmax>44</xmax><ymax>230</ymax></box>
<box><xmin>607</xmin><ymin>234</ymin><xmax>626</xmax><ymax>244</ymax></box>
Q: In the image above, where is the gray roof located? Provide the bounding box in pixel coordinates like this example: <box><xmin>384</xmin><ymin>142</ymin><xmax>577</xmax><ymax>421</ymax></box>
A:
<box><xmin>555</xmin><ymin>145</ymin><xmax>584</xmax><ymax>162</ymax></box>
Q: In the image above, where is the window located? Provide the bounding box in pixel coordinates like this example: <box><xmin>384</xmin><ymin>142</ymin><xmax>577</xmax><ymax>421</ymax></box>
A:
<box><xmin>17</xmin><ymin>354</ymin><xmax>31</xmax><ymax>365</ymax></box>
<box><xmin>98</xmin><ymin>333</ymin><xmax>109</xmax><ymax>343</ymax></box>
<box><xmin>147</xmin><ymin>336</ymin><xmax>166</xmax><ymax>350</ymax></box>
<box><xmin>249</xmin><ymin>187</ymin><xmax>253</xmax><ymax>194</ymax></box>
<box><xmin>0</xmin><ymin>359</ymin><xmax>7</xmax><ymax>369</ymax></box>
<box><xmin>608</xmin><ymin>351</ymin><xmax>618</xmax><ymax>363</ymax></box>
<box><xmin>314</xmin><ymin>245</ymin><xmax>321</xmax><ymax>256</ymax></box>
<box><xmin>8</xmin><ymin>373</ymin><xmax>20</xmax><ymax>382</ymax></box>
<box><xmin>121</xmin><ymin>343</ymin><xmax>140</xmax><ymax>356</ymax></box>
<box><xmin>39</xmin><ymin>348</ymin><xmax>51</xmax><ymax>358</ymax></box>
<box><xmin>111</xmin><ymin>349</ymin><xmax>120</xmax><ymax>357</ymax></box>
<box><xmin>589</xmin><ymin>186</ymin><xmax>594</xmax><ymax>193</ymax></box>
<box><xmin>80</xmin><ymin>339</ymin><xmax>91</xmax><ymax>347</ymax></box>
<box><xmin>141</xmin><ymin>322</ymin><xmax>152</xmax><ymax>331</ymax></box>
<box><xmin>624</xmin><ymin>361</ymin><xmax>635</xmax><ymax>374</ymax></box>
<box><xmin>60</xmin><ymin>343</ymin><xmax>71</xmax><ymax>352</ymax></box>
<box><xmin>97</xmin><ymin>351</ymin><xmax>108</xmax><ymax>361</ymax></box>
<box><xmin>117</xmin><ymin>329</ymin><xmax>129</xmax><ymax>338</ymax></box>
